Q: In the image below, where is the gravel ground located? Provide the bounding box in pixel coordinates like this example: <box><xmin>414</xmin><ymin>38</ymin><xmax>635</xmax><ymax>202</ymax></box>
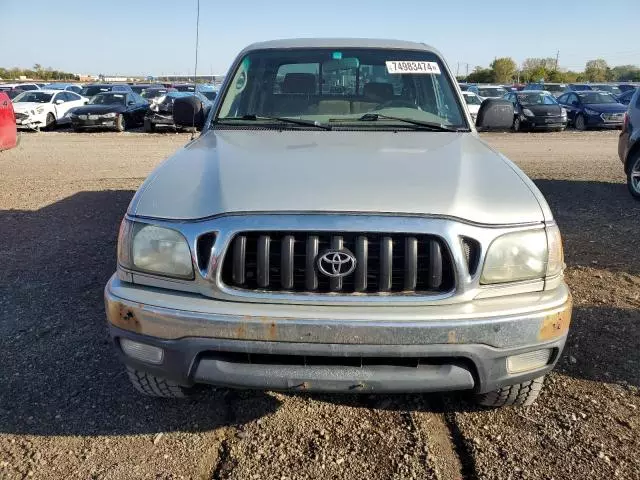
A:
<box><xmin>0</xmin><ymin>129</ymin><xmax>638</xmax><ymax>480</ymax></box>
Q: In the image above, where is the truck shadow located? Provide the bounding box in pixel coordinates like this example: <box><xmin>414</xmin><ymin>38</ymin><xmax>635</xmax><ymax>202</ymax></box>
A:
<box><xmin>0</xmin><ymin>190</ymin><xmax>280</xmax><ymax>437</ymax></box>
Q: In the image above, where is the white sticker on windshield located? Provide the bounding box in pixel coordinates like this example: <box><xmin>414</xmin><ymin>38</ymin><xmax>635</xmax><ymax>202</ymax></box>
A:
<box><xmin>386</xmin><ymin>61</ymin><xmax>441</xmax><ymax>74</ymax></box>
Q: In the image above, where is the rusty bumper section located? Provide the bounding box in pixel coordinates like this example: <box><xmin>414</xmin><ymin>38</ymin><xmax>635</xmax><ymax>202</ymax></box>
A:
<box><xmin>105</xmin><ymin>276</ymin><xmax>571</xmax><ymax>349</ymax></box>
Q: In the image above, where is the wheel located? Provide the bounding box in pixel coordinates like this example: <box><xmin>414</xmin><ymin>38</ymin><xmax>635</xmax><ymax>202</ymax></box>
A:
<box><xmin>143</xmin><ymin>118</ymin><xmax>155</xmax><ymax>133</ymax></box>
<box><xmin>474</xmin><ymin>376</ymin><xmax>545</xmax><ymax>407</ymax></box>
<box><xmin>126</xmin><ymin>367</ymin><xmax>190</xmax><ymax>398</ymax></box>
<box><xmin>627</xmin><ymin>152</ymin><xmax>640</xmax><ymax>200</ymax></box>
<box><xmin>44</xmin><ymin>112</ymin><xmax>56</xmax><ymax>131</ymax></box>
<box><xmin>116</xmin><ymin>114</ymin><xmax>127</xmax><ymax>132</ymax></box>
<box><xmin>575</xmin><ymin>114</ymin><xmax>586</xmax><ymax>131</ymax></box>
<box><xmin>512</xmin><ymin>117</ymin><xmax>522</xmax><ymax>132</ymax></box>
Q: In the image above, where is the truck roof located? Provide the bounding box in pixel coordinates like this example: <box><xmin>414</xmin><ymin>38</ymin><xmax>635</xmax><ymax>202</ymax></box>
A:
<box><xmin>240</xmin><ymin>38</ymin><xmax>439</xmax><ymax>54</ymax></box>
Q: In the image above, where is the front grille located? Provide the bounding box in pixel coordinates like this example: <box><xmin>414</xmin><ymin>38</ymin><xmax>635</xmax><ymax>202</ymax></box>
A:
<box><xmin>221</xmin><ymin>232</ymin><xmax>455</xmax><ymax>294</ymax></box>
<box><xmin>14</xmin><ymin>112</ymin><xmax>27</xmax><ymax>120</ymax></box>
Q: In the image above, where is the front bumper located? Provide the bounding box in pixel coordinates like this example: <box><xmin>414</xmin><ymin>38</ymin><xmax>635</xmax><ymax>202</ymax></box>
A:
<box><xmin>585</xmin><ymin>113</ymin><xmax>624</xmax><ymax>128</ymax></box>
<box><xmin>105</xmin><ymin>275</ymin><xmax>572</xmax><ymax>394</ymax></box>
<box><xmin>71</xmin><ymin>116</ymin><xmax>117</xmax><ymax>128</ymax></box>
<box><xmin>522</xmin><ymin>116</ymin><xmax>567</xmax><ymax>130</ymax></box>
<box><xmin>15</xmin><ymin>113</ymin><xmax>46</xmax><ymax>129</ymax></box>
<box><xmin>147</xmin><ymin>112</ymin><xmax>174</xmax><ymax>126</ymax></box>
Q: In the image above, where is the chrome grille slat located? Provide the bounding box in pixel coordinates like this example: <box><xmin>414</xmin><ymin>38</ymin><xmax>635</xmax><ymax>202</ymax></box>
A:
<box><xmin>221</xmin><ymin>231</ymin><xmax>455</xmax><ymax>295</ymax></box>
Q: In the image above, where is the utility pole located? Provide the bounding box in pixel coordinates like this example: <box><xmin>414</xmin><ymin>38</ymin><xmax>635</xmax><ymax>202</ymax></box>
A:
<box><xmin>456</xmin><ymin>62</ymin><xmax>460</xmax><ymax>77</ymax></box>
<box><xmin>466</xmin><ymin>63</ymin><xmax>469</xmax><ymax>78</ymax></box>
<box><xmin>554</xmin><ymin>50</ymin><xmax>559</xmax><ymax>71</ymax></box>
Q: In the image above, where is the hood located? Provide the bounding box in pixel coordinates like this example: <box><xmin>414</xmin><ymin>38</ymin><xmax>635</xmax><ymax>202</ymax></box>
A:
<box><xmin>583</xmin><ymin>103</ymin><xmax>626</xmax><ymax>113</ymax></box>
<box><xmin>129</xmin><ymin>130</ymin><xmax>549</xmax><ymax>225</ymax></box>
<box><xmin>525</xmin><ymin>104</ymin><xmax>562</xmax><ymax>116</ymax></box>
<box><xmin>72</xmin><ymin>104</ymin><xmax>127</xmax><ymax>115</ymax></box>
<box><xmin>12</xmin><ymin>102</ymin><xmax>48</xmax><ymax>112</ymax></box>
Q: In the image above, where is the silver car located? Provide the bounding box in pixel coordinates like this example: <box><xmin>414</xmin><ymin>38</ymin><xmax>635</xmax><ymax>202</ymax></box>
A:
<box><xmin>105</xmin><ymin>39</ymin><xmax>571</xmax><ymax>407</ymax></box>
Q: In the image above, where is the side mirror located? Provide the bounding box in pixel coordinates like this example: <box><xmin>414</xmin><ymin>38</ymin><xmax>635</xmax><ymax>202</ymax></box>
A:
<box><xmin>127</xmin><ymin>100</ymin><xmax>135</xmax><ymax>106</ymax></box>
<box><xmin>475</xmin><ymin>99</ymin><xmax>515</xmax><ymax>131</ymax></box>
<box><xmin>173</xmin><ymin>96</ymin><xmax>205</xmax><ymax>129</ymax></box>
<box><xmin>55</xmin><ymin>99</ymin><xmax>64</xmax><ymax>104</ymax></box>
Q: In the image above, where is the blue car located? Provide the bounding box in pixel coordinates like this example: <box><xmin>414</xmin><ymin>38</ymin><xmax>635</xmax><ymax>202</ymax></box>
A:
<box><xmin>556</xmin><ymin>90</ymin><xmax>627</xmax><ymax>130</ymax></box>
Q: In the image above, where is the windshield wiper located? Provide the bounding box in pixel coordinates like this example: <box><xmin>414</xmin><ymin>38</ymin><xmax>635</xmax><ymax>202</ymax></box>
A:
<box><xmin>217</xmin><ymin>114</ymin><xmax>332</xmax><ymax>130</ymax></box>
<box><xmin>356</xmin><ymin>113</ymin><xmax>464</xmax><ymax>132</ymax></box>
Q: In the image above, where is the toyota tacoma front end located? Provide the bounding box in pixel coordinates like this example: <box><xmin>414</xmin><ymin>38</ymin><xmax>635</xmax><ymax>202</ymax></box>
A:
<box><xmin>105</xmin><ymin>38</ymin><xmax>571</xmax><ymax>407</ymax></box>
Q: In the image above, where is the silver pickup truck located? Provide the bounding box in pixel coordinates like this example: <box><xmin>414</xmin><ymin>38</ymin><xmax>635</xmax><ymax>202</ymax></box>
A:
<box><xmin>105</xmin><ymin>39</ymin><xmax>571</xmax><ymax>407</ymax></box>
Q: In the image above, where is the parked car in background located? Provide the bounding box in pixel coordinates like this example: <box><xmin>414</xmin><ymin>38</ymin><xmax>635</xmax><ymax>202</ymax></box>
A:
<box><xmin>130</xmin><ymin>84</ymin><xmax>158</xmax><ymax>95</ymax></box>
<box><xmin>504</xmin><ymin>90</ymin><xmax>567</xmax><ymax>132</ymax></box>
<box><xmin>618</xmin><ymin>88</ymin><xmax>640</xmax><ymax>199</ymax></box>
<box><xmin>79</xmin><ymin>83</ymin><xmax>133</xmax><ymax>98</ymax></box>
<box><xmin>524</xmin><ymin>83</ymin><xmax>567</xmax><ymax>97</ymax></box>
<box><xmin>68</xmin><ymin>91</ymin><xmax>148</xmax><ymax>132</ymax></box>
<box><xmin>141</xmin><ymin>87</ymin><xmax>177</xmax><ymax>102</ymax></box>
<box><xmin>461</xmin><ymin>91</ymin><xmax>482</xmax><ymax>123</ymax></box>
<box><xmin>1</xmin><ymin>83</ymin><xmax>40</xmax><ymax>92</ymax></box>
<box><xmin>458</xmin><ymin>82</ymin><xmax>469</xmax><ymax>91</ymax></box>
<box><xmin>589</xmin><ymin>84</ymin><xmax>622</xmax><ymax>98</ymax></box>
<box><xmin>44</xmin><ymin>83</ymin><xmax>83</xmax><ymax>94</ymax></box>
<box><xmin>197</xmin><ymin>84</ymin><xmax>218</xmax><ymax>101</ymax></box>
<box><xmin>618</xmin><ymin>83</ymin><xmax>638</xmax><ymax>93</ymax></box>
<box><xmin>567</xmin><ymin>84</ymin><xmax>593</xmax><ymax>92</ymax></box>
<box><xmin>618</xmin><ymin>89</ymin><xmax>636</xmax><ymax>106</ymax></box>
<box><xmin>468</xmin><ymin>84</ymin><xmax>508</xmax><ymax>99</ymax></box>
<box><xmin>12</xmin><ymin>90</ymin><xmax>87</xmax><ymax>130</ymax></box>
<box><xmin>0</xmin><ymin>86</ymin><xmax>25</xmax><ymax>100</ymax></box>
<box><xmin>144</xmin><ymin>91</ymin><xmax>212</xmax><ymax>132</ymax></box>
<box><xmin>557</xmin><ymin>91</ymin><xmax>627</xmax><ymax>130</ymax></box>
<box><xmin>0</xmin><ymin>92</ymin><xmax>18</xmax><ymax>151</ymax></box>
<box><xmin>172</xmin><ymin>83</ymin><xmax>197</xmax><ymax>92</ymax></box>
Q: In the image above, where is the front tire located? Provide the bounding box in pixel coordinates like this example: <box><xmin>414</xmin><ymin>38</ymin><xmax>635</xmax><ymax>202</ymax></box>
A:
<box><xmin>44</xmin><ymin>113</ymin><xmax>56</xmax><ymax>131</ymax></box>
<box><xmin>474</xmin><ymin>376</ymin><xmax>545</xmax><ymax>407</ymax></box>
<box><xmin>575</xmin><ymin>114</ymin><xmax>586</xmax><ymax>131</ymax></box>
<box><xmin>126</xmin><ymin>367</ymin><xmax>190</xmax><ymax>398</ymax></box>
<box><xmin>513</xmin><ymin>117</ymin><xmax>522</xmax><ymax>132</ymax></box>
<box><xmin>627</xmin><ymin>152</ymin><xmax>640</xmax><ymax>200</ymax></box>
<box><xmin>116</xmin><ymin>114</ymin><xmax>127</xmax><ymax>132</ymax></box>
<box><xmin>143</xmin><ymin>118</ymin><xmax>155</xmax><ymax>133</ymax></box>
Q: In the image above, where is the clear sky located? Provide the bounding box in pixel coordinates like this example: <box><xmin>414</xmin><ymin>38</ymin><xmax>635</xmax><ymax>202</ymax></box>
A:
<box><xmin>1</xmin><ymin>0</ymin><xmax>637</xmax><ymax>76</ymax></box>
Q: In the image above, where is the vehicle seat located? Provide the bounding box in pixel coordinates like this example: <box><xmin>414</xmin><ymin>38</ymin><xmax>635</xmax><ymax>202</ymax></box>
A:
<box><xmin>270</xmin><ymin>73</ymin><xmax>319</xmax><ymax>115</ymax></box>
<box><xmin>351</xmin><ymin>82</ymin><xmax>394</xmax><ymax>114</ymax></box>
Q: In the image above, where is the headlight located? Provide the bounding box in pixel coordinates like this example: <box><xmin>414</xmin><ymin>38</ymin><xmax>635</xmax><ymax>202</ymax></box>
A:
<box><xmin>522</xmin><ymin>108</ymin><xmax>534</xmax><ymax>117</ymax></box>
<box><xmin>584</xmin><ymin>108</ymin><xmax>599</xmax><ymax>116</ymax></box>
<box><xmin>102</xmin><ymin>112</ymin><xmax>118</xmax><ymax>118</ymax></box>
<box><xmin>118</xmin><ymin>220</ymin><xmax>193</xmax><ymax>278</ymax></box>
<box><xmin>35</xmin><ymin>107</ymin><xmax>44</xmax><ymax>114</ymax></box>
<box><xmin>481</xmin><ymin>229</ymin><xmax>548</xmax><ymax>284</ymax></box>
<box><xmin>560</xmin><ymin>108</ymin><xmax>567</xmax><ymax>117</ymax></box>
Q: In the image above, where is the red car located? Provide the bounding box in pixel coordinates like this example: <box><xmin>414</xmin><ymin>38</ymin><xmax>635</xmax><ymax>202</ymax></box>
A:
<box><xmin>0</xmin><ymin>91</ymin><xmax>18</xmax><ymax>151</ymax></box>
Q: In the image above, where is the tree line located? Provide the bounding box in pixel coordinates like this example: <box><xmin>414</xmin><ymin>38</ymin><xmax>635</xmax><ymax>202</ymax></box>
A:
<box><xmin>0</xmin><ymin>64</ymin><xmax>79</xmax><ymax>81</ymax></box>
<box><xmin>460</xmin><ymin>57</ymin><xmax>640</xmax><ymax>84</ymax></box>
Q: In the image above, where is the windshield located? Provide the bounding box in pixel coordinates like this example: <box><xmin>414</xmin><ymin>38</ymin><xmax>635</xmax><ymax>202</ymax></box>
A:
<box><xmin>89</xmin><ymin>93</ymin><xmax>126</xmax><ymax>105</ymax></box>
<box><xmin>544</xmin><ymin>84</ymin><xmax>565</xmax><ymax>93</ymax></box>
<box><xmin>571</xmin><ymin>84</ymin><xmax>592</xmax><ymax>91</ymax></box>
<box><xmin>463</xmin><ymin>93</ymin><xmax>481</xmax><ymax>105</ymax></box>
<box><xmin>216</xmin><ymin>48</ymin><xmax>466</xmax><ymax>129</ymax></box>
<box><xmin>174</xmin><ymin>84</ymin><xmax>195</xmax><ymax>92</ymax></box>
<box><xmin>477</xmin><ymin>87</ymin><xmax>507</xmax><ymax>97</ymax></box>
<box><xmin>13</xmin><ymin>91</ymin><xmax>53</xmax><ymax>103</ymax></box>
<box><xmin>594</xmin><ymin>85</ymin><xmax>622</xmax><ymax>96</ymax></box>
<box><xmin>516</xmin><ymin>93</ymin><xmax>558</xmax><ymax>105</ymax></box>
<box><xmin>578</xmin><ymin>92</ymin><xmax>618</xmax><ymax>104</ymax></box>
<box><xmin>81</xmin><ymin>86</ymin><xmax>112</xmax><ymax>97</ymax></box>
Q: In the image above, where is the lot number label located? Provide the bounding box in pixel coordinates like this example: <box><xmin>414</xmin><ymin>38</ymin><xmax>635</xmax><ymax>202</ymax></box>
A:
<box><xmin>386</xmin><ymin>61</ymin><xmax>441</xmax><ymax>74</ymax></box>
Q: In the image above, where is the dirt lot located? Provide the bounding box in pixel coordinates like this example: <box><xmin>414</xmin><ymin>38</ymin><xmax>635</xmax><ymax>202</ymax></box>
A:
<box><xmin>0</xmin><ymin>130</ymin><xmax>638</xmax><ymax>480</ymax></box>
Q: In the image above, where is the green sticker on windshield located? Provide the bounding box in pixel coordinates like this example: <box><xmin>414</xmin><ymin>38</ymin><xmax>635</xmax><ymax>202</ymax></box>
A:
<box><xmin>332</xmin><ymin>51</ymin><xmax>343</xmax><ymax>60</ymax></box>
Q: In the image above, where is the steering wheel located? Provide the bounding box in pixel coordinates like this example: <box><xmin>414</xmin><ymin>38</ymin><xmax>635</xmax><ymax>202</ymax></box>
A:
<box><xmin>374</xmin><ymin>99</ymin><xmax>421</xmax><ymax>110</ymax></box>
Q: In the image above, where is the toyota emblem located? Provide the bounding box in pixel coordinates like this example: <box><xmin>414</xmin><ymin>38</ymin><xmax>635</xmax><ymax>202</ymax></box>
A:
<box><xmin>317</xmin><ymin>250</ymin><xmax>357</xmax><ymax>278</ymax></box>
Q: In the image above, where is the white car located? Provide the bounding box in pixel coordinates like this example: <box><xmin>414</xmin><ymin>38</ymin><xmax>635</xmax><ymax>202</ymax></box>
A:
<box><xmin>462</xmin><ymin>91</ymin><xmax>482</xmax><ymax>122</ymax></box>
<box><xmin>12</xmin><ymin>89</ymin><xmax>88</xmax><ymax>130</ymax></box>
<box><xmin>470</xmin><ymin>84</ymin><xmax>509</xmax><ymax>100</ymax></box>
